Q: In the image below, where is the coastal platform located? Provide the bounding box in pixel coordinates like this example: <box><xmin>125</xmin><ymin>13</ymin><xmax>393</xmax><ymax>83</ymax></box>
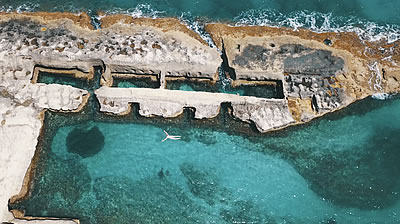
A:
<box><xmin>0</xmin><ymin>12</ymin><xmax>399</xmax><ymax>223</ymax></box>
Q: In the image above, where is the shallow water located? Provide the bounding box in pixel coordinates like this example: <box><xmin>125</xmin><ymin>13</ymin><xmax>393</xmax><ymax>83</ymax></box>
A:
<box><xmin>3</xmin><ymin>0</ymin><xmax>400</xmax><ymax>223</ymax></box>
<box><xmin>11</xmin><ymin>96</ymin><xmax>400</xmax><ymax>224</ymax></box>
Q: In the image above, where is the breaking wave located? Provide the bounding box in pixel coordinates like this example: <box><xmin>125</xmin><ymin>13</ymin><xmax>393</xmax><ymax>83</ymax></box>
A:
<box><xmin>372</xmin><ymin>93</ymin><xmax>395</xmax><ymax>100</ymax></box>
<box><xmin>102</xmin><ymin>4</ymin><xmax>164</xmax><ymax>19</ymax></box>
<box><xmin>233</xmin><ymin>9</ymin><xmax>400</xmax><ymax>43</ymax></box>
<box><xmin>0</xmin><ymin>3</ymin><xmax>39</xmax><ymax>13</ymax></box>
<box><xmin>179</xmin><ymin>12</ymin><xmax>218</xmax><ymax>49</ymax></box>
<box><xmin>1</xmin><ymin>4</ymin><xmax>399</xmax><ymax>45</ymax></box>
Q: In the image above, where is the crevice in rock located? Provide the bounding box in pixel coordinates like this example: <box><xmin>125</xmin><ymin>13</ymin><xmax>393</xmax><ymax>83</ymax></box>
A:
<box><xmin>220</xmin><ymin>39</ymin><xmax>237</xmax><ymax>80</ymax></box>
<box><xmin>89</xmin><ymin>12</ymin><xmax>102</xmax><ymax>30</ymax></box>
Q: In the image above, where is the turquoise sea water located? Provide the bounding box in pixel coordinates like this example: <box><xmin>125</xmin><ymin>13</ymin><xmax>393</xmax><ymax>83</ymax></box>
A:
<box><xmin>3</xmin><ymin>0</ymin><xmax>400</xmax><ymax>223</ymax></box>
<box><xmin>10</xmin><ymin>96</ymin><xmax>400</xmax><ymax>223</ymax></box>
<box><xmin>1</xmin><ymin>0</ymin><xmax>400</xmax><ymax>44</ymax></box>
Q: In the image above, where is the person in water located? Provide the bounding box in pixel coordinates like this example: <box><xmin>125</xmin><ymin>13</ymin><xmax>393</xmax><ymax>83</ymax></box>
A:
<box><xmin>161</xmin><ymin>130</ymin><xmax>181</xmax><ymax>142</ymax></box>
<box><xmin>158</xmin><ymin>168</ymin><xmax>170</xmax><ymax>179</ymax></box>
<box><xmin>158</xmin><ymin>168</ymin><xmax>165</xmax><ymax>178</ymax></box>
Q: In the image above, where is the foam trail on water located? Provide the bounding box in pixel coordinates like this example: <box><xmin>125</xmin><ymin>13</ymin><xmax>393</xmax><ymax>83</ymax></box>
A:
<box><xmin>179</xmin><ymin>12</ymin><xmax>218</xmax><ymax>50</ymax></box>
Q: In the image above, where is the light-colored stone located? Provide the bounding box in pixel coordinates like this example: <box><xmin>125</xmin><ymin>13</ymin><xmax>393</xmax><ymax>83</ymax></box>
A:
<box><xmin>0</xmin><ymin>74</ymin><xmax>88</xmax><ymax>223</ymax></box>
<box><xmin>95</xmin><ymin>87</ymin><xmax>295</xmax><ymax>132</ymax></box>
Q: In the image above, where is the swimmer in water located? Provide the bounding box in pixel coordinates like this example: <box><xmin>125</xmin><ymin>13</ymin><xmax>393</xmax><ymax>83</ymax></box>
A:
<box><xmin>162</xmin><ymin>130</ymin><xmax>181</xmax><ymax>142</ymax></box>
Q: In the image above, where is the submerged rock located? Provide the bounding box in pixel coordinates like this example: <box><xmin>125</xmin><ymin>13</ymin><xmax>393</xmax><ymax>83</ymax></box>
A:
<box><xmin>220</xmin><ymin>200</ymin><xmax>277</xmax><ymax>224</ymax></box>
<box><xmin>92</xmin><ymin>175</ymin><xmax>211</xmax><ymax>223</ymax></box>
<box><xmin>66</xmin><ymin>126</ymin><xmax>105</xmax><ymax>158</ymax></box>
<box><xmin>290</xmin><ymin>127</ymin><xmax>400</xmax><ymax>210</ymax></box>
<box><xmin>180</xmin><ymin>163</ymin><xmax>231</xmax><ymax>206</ymax></box>
<box><xmin>10</xmin><ymin>152</ymin><xmax>92</xmax><ymax>220</ymax></box>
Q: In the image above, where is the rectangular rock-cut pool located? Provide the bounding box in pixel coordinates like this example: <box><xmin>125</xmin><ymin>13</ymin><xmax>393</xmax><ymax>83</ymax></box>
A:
<box><xmin>165</xmin><ymin>79</ymin><xmax>284</xmax><ymax>99</ymax></box>
<box><xmin>9</xmin><ymin>96</ymin><xmax>400</xmax><ymax>223</ymax></box>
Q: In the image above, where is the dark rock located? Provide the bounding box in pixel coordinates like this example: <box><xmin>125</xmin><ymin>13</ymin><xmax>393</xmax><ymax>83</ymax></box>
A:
<box><xmin>280</xmin><ymin>44</ymin><xmax>310</xmax><ymax>54</ymax></box>
<box><xmin>232</xmin><ymin>44</ymin><xmax>270</xmax><ymax>69</ymax></box>
<box><xmin>283</xmin><ymin>47</ymin><xmax>344</xmax><ymax>76</ymax></box>
<box><xmin>220</xmin><ymin>200</ymin><xmax>277</xmax><ymax>224</ymax></box>
<box><xmin>152</xmin><ymin>43</ymin><xmax>162</xmax><ymax>49</ymax></box>
<box><xmin>180</xmin><ymin>163</ymin><xmax>221</xmax><ymax>205</ymax></box>
<box><xmin>311</xmin><ymin>94</ymin><xmax>319</xmax><ymax>112</ymax></box>
<box><xmin>30</xmin><ymin>38</ymin><xmax>39</xmax><ymax>46</ymax></box>
<box><xmin>77</xmin><ymin>42</ymin><xmax>84</xmax><ymax>49</ymax></box>
<box><xmin>66</xmin><ymin>126</ymin><xmax>105</xmax><ymax>158</ymax></box>
<box><xmin>323</xmin><ymin>38</ymin><xmax>332</xmax><ymax>46</ymax></box>
<box><xmin>55</xmin><ymin>47</ymin><xmax>65</xmax><ymax>52</ymax></box>
<box><xmin>27</xmin><ymin>33</ymin><xmax>35</xmax><ymax>39</ymax></box>
<box><xmin>118</xmin><ymin>49</ymin><xmax>128</xmax><ymax>55</ymax></box>
<box><xmin>141</xmin><ymin>39</ymin><xmax>148</xmax><ymax>45</ymax></box>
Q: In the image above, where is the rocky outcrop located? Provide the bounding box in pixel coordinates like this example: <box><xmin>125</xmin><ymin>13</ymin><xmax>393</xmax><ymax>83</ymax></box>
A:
<box><xmin>1</xmin><ymin>12</ymin><xmax>400</xmax><ymax>224</ymax></box>
<box><xmin>0</xmin><ymin>17</ymin><xmax>89</xmax><ymax>221</ymax></box>
<box><xmin>205</xmin><ymin>23</ymin><xmax>400</xmax><ymax>123</ymax></box>
<box><xmin>95</xmin><ymin>87</ymin><xmax>295</xmax><ymax>132</ymax></box>
<box><xmin>0</xmin><ymin>85</ymin><xmax>87</xmax><ymax>223</ymax></box>
<box><xmin>0</xmin><ymin>13</ymin><xmax>221</xmax><ymax>84</ymax></box>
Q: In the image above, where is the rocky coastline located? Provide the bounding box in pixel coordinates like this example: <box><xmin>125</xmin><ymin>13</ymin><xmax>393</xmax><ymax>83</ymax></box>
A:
<box><xmin>0</xmin><ymin>11</ymin><xmax>399</xmax><ymax>223</ymax></box>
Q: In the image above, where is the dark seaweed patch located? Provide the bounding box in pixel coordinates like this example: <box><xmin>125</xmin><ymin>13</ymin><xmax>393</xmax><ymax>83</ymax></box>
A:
<box><xmin>66</xmin><ymin>126</ymin><xmax>105</xmax><ymax>158</ymax></box>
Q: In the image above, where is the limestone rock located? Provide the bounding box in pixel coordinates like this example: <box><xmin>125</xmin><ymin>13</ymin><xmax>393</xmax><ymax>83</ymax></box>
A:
<box><xmin>95</xmin><ymin>87</ymin><xmax>295</xmax><ymax>133</ymax></box>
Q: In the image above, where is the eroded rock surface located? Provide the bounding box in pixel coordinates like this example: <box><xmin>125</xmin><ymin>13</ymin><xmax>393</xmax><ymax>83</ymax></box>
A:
<box><xmin>0</xmin><ymin>14</ymin><xmax>90</xmax><ymax>223</ymax></box>
<box><xmin>95</xmin><ymin>87</ymin><xmax>295</xmax><ymax>132</ymax></box>
<box><xmin>206</xmin><ymin>23</ymin><xmax>400</xmax><ymax>123</ymax></box>
<box><xmin>1</xmin><ymin>11</ymin><xmax>400</xmax><ymax>224</ymax></box>
<box><xmin>0</xmin><ymin>13</ymin><xmax>221</xmax><ymax>83</ymax></box>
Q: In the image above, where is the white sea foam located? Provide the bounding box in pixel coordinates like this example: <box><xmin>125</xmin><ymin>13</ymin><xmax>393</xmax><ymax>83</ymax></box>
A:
<box><xmin>1</xmin><ymin>4</ymin><xmax>399</xmax><ymax>46</ymax></box>
<box><xmin>179</xmin><ymin>12</ymin><xmax>218</xmax><ymax>50</ymax></box>
<box><xmin>367</xmin><ymin>61</ymin><xmax>383</xmax><ymax>91</ymax></box>
<box><xmin>372</xmin><ymin>93</ymin><xmax>393</xmax><ymax>100</ymax></box>
<box><xmin>233</xmin><ymin>9</ymin><xmax>400</xmax><ymax>44</ymax></box>
<box><xmin>104</xmin><ymin>4</ymin><xmax>163</xmax><ymax>19</ymax></box>
<box><xmin>0</xmin><ymin>3</ymin><xmax>39</xmax><ymax>13</ymax></box>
